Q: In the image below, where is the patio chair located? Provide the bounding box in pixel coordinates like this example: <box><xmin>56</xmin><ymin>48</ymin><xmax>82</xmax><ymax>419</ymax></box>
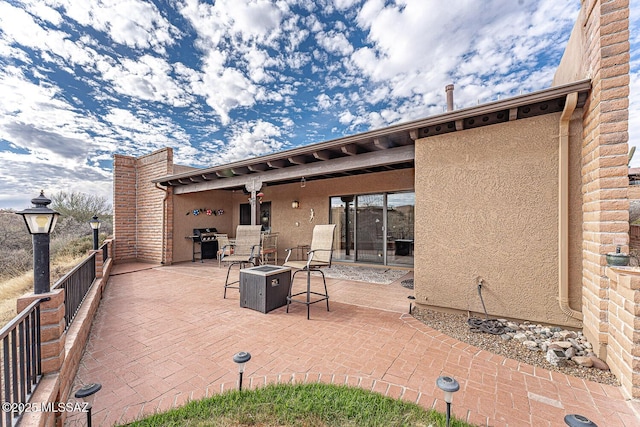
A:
<box><xmin>260</xmin><ymin>232</ymin><xmax>279</xmax><ymax>265</ymax></box>
<box><xmin>222</xmin><ymin>225</ymin><xmax>262</xmax><ymax>298</ymax></box>
<box><xmin>215</xmin><ymin>233</ymin><xmax>232</xmax><ymax>268</ymax></box>
<box><xmin>283</xmin><ymin>224</ymin><xmax>336</xmax><ymax>319</ymax></box>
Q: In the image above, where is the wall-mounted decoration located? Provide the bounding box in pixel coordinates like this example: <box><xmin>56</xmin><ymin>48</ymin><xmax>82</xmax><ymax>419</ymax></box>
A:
<box><xmin>186</xmin><ymin>208</ymin><xmax>225</xmax><ymax>216</ymax></box>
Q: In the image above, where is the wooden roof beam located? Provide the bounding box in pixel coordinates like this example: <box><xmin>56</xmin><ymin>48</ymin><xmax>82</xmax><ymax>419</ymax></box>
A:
<box><xmin>287</xmin><ymin>155</ymin><xmax>308</xmax><ymax>165</ymax></box>
<box><xmin>267</xmin><ymin>159</ymin><xmax>289</xmax><ymax>168</ymax></box>
<box><xmin>341</xmin><ymin>145</ymin><xmax>358</xmax><ymax>156</ymax></box>
<box><xmin>313</xmin><ymin>150</ymin><xmax>332</xmax><ymax>161</ymax></box>
<box><xmin>373</xmin><ymin>137</ymin><xmax>391</xmax><ymax>149</ymax></box>
<box><xmin>248</xmin><ymin>164</ymin><xmax>268</xmax><ymax>172</ymax></box>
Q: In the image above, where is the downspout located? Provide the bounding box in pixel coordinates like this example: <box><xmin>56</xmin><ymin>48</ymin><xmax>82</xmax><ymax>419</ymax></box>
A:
<box><xmin>558</xmin><ymin>91</ymin><xmax>582</xmax><ymax>322</ymax></box>
<box><xmin>155</xmin><ymin>183</ymin><xmax>168</xmax><ymax>265</ymax></box>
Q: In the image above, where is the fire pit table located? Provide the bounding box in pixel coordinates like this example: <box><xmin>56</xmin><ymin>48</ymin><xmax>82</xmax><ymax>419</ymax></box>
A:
<box><xmin>239</xmin><ymin>265</ymin><xmax>291</xmax><ymax>313</ymax></box>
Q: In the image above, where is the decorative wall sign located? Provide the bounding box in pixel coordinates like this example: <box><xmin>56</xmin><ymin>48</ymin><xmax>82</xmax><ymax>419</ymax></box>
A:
<box><xmin>186</xmin><ymin>208</ymin><xmax>225</xmax><ymax>216</ymax></box>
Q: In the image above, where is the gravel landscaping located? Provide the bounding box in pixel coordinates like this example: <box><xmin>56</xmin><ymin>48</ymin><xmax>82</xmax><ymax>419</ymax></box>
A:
<box><xmin>411</xmin><ymin>306</ymin><xmax>620</xmax><ymax>386</ymax></box>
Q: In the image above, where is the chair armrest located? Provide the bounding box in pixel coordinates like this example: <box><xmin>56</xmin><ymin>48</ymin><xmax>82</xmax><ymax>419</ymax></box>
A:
<box><xmin>283</xmin><ymin>248</ymin><xmax>294</xmax><ymax>263</ymax></box>
<box><xmin>304</xmin><ymin>249</ymin><xmax>333</xmax><ymax>269</ymax></box>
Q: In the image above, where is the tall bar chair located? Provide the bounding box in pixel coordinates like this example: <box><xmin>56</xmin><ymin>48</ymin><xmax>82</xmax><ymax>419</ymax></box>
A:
<box><xmin>221</xmin><ymin>225</ymin><xmax>262</xmax><ymax>298</ymax></box>
<box><xmin>283</xmin><ymin>224</ymin><xmax>336</xmax><ymax>319</ymax></box>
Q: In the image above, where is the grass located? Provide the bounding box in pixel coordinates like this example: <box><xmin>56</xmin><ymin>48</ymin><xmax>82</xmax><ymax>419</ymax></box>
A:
<box><xmin>120</xmin><ymin>383</ymin><xmax>474</xmax><ymax>427</ymax></box>
<box><xmin>0</xmin><ymin>253</ymin><xmax>86</xmax><ymax>327</ymax></box>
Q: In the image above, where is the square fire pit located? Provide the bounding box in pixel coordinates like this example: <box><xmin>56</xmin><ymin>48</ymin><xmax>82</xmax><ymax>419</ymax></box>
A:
<box><xmin>239</xmin><ymin>265</ymin><xmax>291</xmax><ymax>313</ymax></box>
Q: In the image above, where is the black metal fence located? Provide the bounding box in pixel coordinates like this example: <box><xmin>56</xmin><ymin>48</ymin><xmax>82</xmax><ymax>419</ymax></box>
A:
<box><xmin>0</xmin><ymin>297</ymin><xmax>49</xmax><ymax>426</ymax></box>
<box><xmin>52</xmin><ymin>253</ymin><xmax>96</xmax><ymax>330</ymax></box>
<box><xmin>102</xmin><ymin>241</ymin><xmax>109</xmax><ymax>263</ymax></box>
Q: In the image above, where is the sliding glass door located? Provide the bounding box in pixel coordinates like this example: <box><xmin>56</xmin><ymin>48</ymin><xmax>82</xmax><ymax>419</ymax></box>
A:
<box><xmin>330</xmin><ymin>192</ymin><xmax>414</xmax><ymax>266</ymax></box>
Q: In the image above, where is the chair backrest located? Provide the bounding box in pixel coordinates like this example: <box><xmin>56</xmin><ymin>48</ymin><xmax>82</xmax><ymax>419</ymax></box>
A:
<box><xmin>214</xmin><ymin>234</ymin><xmax>230</xmax><ymax>253</ymax></box>
<box><xmin>309</xmin><ymin>224</ymin><xmax>336</xmax><ymax>264</ymax></box>
<box><xmin>261</xmin><ymin>232</ymin><xmax>278</xmax><ymax>250</ymax></box>
<box><xmin>234</xmin><ymin>225</ymin><xmax>263</xmax><ymax>257</ymax></box>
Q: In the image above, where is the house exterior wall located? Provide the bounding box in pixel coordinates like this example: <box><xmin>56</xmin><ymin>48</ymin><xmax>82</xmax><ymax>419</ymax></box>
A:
<box><xmin>227</xmin><ymin>169</ymin><xmax>414</xmax><ymax>263</ymax></box>
<box><xmin>414</xmin><ymin>113</ymin><xmax>584</xmax><ymax>327</ymax></box>
<box><xmin>172</xmin><ymin>191</ymin><xmax>234</xmax><ymax>263</ymax></box>
<box><xmin>113</xmin><ymin>148</ymin><xmax>173</xmax><ymax>263</ymax></box>
<box><xmin>563</xmin><ymin>0</ymin><xmax>635</xmax><ymax>398</ymax></box>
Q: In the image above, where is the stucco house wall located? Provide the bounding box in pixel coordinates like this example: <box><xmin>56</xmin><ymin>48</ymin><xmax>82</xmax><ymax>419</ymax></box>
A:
<box><xmin>414</xmin><ymin>112</ymin><xmax>584</xmax><ymax>327</ymax></box>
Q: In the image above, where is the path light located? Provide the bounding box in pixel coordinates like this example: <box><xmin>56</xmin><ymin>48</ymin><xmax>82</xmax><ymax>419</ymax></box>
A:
<box><xmin>436</xmin><ymin>375</ymin><xmax>460</xmax><ymax>427</ymax></box>
<box><xmin>89</xmin><ymin>215</ymin><xmax>101</xmax><ymax>250</ymax></box>
<box><xmin>16</xmin><ymin>191</ymin><xmax>60</xmax><ymax>294</ymax></box>
<box><xmin>74</xmin><ymin>383</ymin><xmax>102</xmax><ymax>427</ymax></box>
<box><xmin>233</xmin><ymin>351</ymin><xmax>251</xmax><ymax>391</ymax></box>
<box><xmin>291</xmin><ymin>200</ymin><xmax>299</xmax><ymax>209</ymax></box>
<box><xmin>564</xmin><ymin>414</ymin><xmax>598</xmax><ymax>427</ymax></box>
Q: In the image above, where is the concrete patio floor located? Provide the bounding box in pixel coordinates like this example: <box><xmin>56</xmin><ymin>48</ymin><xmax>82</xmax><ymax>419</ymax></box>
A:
<box><xmin>65</xmin><ymin>261</ymin><xmax>640</xmax><ymax>426</ymax></box>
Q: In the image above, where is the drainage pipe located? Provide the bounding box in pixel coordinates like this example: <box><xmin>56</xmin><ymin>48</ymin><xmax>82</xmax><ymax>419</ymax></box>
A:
<box><xmin>558</xmin><ymin>91</ymin><xmax>582</xmax><ymax>322</ymax></box>
<box><xmin>155</xmin><ymin>183</ymin><xmax>169</xmax><ymax>265</ymax></box>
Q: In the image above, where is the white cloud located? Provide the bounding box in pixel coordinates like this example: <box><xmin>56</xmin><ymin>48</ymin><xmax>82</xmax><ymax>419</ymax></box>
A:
<box><xmin>315</xmin><ymin>30</ymin><xmax>354</xmax><ymax>56</ymax></box>
<box><xmin>50</xmin><ymin>0</ymin><xmax>180</xmax><ymax>54</ymax></box>
<box><xmin>213</xmin><ymin>120</ymin><xmax>284</xmax><ymax>164</ymax></box>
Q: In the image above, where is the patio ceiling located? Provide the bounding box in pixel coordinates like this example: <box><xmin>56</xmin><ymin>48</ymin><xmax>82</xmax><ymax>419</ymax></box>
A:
<box><xmin>154</xmin><ymin>79</ymin><xmax>590</xmax><ymax>195</ymax></box>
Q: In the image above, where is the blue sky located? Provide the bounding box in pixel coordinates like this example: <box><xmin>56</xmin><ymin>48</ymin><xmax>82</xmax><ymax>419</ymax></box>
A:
<box><xmin>0</xmin><ymin>0</ymin><xmax>638</xmax><ymax>210</ymax></box>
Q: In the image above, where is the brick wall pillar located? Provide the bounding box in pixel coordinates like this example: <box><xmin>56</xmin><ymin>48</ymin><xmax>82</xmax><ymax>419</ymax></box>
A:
<box><xmin>580</xmin><ymin>0</ymin><xmax>630</xmax><ymax>359</ymax></box>
<box><xmin>113</xmin><ymin>154</ymin><xmax>137</xmax><ymax>262</ymax></box>
<box><xmin>17</xmin><ymin>289</ymin><xmax>66</xmax><ymax>374</ymax></box>
<box><xmin>94</xmin><ymin>248</ymin><xmax>104</xmax><ymax>279</ymax></box>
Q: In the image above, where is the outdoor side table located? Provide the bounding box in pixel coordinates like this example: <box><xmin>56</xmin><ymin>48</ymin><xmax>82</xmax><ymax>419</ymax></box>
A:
<box><xmin>239</xmin><ymin>265</ymin><xmax>291</xmax><ymax>313</ymax></box>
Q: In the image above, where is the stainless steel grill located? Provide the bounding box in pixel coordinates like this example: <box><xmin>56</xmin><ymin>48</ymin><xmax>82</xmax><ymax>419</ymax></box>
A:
<box><xmin>187</xmin><ymin>228</ymin><xmax>219</xmax><ymax>262</ymax></box>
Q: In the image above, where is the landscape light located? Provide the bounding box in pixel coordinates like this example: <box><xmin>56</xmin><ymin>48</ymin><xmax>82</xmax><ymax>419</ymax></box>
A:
<box><xmin>89</xmin><ymin>215</ymin><xmax>101</xmax><ymax>250</ymax></box>
<box><xmin>74</xmin><ymin>383</ymin><xmax>102</xmax><ymax>427</ymax></box>
<box><xmin>436</xmin><ymin>375</ymin><xmax>460</xmax><ymax>427</ymax></box>
<box><xmin>233</xmin><ymin>351</ymin><xmax>251</xmax><ymax>391</ymax></box>
<box><xmin>564</xmin><ymin>414</ymin><xmax>598</xmax><ymax>427</ymax></box>
<box><xmin>16</xmin><ymin>191</ymin><xmax>60</xmax><ymax>294</ymax></box>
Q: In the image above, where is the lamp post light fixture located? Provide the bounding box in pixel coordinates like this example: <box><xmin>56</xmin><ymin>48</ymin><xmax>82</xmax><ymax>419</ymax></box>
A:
<box><xmin>291</xmin><ymin>200</ymin><xmax>299</xmax><ymax>209</ymax></box>
<box><xmin>233</xmin><ymin>351</ymin><xmax>251</xmax><ymax>391</ymax></box>
<box><xmin>564</xmin><ymin>414</ymin><xmax>598</xmax><ymax>427</ymax></box>
<box><xmin>74</xmin><ymin>383</ymin><xmax>102</xmax><ymax>427</ymax></box>
<box><xmin>89</xmin><ymin>215</ymin><xmax>101</xmax><ymax>250</ymax></box>
<box><xmin>436</xmin><ymin>375</ymin><xmax>460</xmax><ymax>427</ymax></box>
<box><xmin>16</xmin><ymin>191</ymin><xmax>60</xmax><ymax>294</ymax></box>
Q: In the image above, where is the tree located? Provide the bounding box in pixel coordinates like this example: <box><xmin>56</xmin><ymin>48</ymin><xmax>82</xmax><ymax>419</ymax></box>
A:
<box><xmin>49</xmin><ymin>191</ymin><xmax>112</xmax><ymax>223</ymax></box>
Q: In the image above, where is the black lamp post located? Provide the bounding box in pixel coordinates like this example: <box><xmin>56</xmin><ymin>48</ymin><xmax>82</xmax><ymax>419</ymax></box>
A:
<box><xmin>436</xmin><ymin>375</ymin><xmax>460</xmax><ymax>427</ymax></box>
<box><xmin>16</xmin><ymin>191</ymin><xmax>60</xmax><ymax>294</ymax></box>
<box><xmin>564</xmin><ymin>414</ymin><xmax>598</xmax><ymax>427</ymax></box>
<box><xmin>233</xmin><ymin>351</ymin><xmax>251</xmax><ymax>391</ymax></box>
<box><xmin>89</xmin><ymin>215</ymin><xmax>101</xmax><ymax>250</ymax></box>
<box><xmin>74</xmin><ymin>382</ymin><xmax>102</xmax><ymax>427</ymax></box>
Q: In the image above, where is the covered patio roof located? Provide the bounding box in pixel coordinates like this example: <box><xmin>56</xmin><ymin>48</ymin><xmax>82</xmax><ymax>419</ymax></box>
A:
<box><xmin>154</xmin><ymin>80</ymin><xmax>590</xmax><ymax>195</ymax></box>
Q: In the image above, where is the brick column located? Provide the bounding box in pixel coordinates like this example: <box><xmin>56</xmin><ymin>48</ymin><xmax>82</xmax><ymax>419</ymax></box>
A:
<box><xmin>93</xmin><ymin>248</ymin><xmax>104</xmax><ymax>279</ymax></box>
<box><xmin>580</xmin><ymin>0</ymin><xmax>630</xmax><ymax>358</ymax></box>
<box><xmin>17</xmin><ymin>289</ymin><xmax>66</xmax><ymax>374</ymax></box>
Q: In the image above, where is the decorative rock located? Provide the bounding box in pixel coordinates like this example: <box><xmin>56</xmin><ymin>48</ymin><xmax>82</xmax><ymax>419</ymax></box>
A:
<box><xmin>554</xmin><ymin>341</ymin><xmax>573</xmax><ymax>349</ymax></box>
<box><xmin>559</xmin><ymin>330</ymin><xmax>577</xmax><ymax>339</ymax></box>
<box><xmin>589</xmin><ymin>356</ymin><xmax>610</xmax><ymax>371</ymax></box>
<box><xmin>500</xmin><ymin>334</ymin><xmax>512</xmax><ymax>341</ymax></box>
<box><xmin>523</xmin><ymin>340</ymin><xmax>538</xmax><ymax>350</ymax></box>
<box><xmin>573</xmin><ymin>356</ymin><xmax>594</xmax><ymax>368</ymax></box>
<box><xmin>564</xmin><ymin>347</ymin><xmax>576</xmax><ymax>359</ymax></box>
<box><xmin>546</xmin><ymin>348</ymin><xmax>568</xmax><ymax>367</ymax></box>
<box><xmin>513</xmin><ymin>333</ymin><xmax>527</xmax><ymax>342</ymax></box>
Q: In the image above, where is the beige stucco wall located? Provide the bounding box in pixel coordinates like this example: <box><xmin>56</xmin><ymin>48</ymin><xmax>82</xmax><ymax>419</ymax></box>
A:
<box><xmin>414</xmin><ymin>112</ymin><xmax>583</xmax><ymax>327</ymax></box>
<box><xmin>171</xmin><ymin>190</ymin><xmax>234</xmax><ymax>263</ymax></box>
<box><xmin>166</xmin><ymin>168</ymin><xmax>414</xmax><ymax>263</ymax></box>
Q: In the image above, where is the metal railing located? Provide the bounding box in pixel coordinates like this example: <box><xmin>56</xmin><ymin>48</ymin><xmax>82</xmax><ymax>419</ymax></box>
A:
<box><xmin>0</xmin><ymin>298</ymin><xmax>49</xmax><ymax>427</ymax></box>
<box><xmin>52</xmin><ymin>253</ymin><xmax>96</xmax><ymax>330</ymax></box>
<box><xmin>101</xmin><ymin>241</ymin><xmax>109</xmax><ymax>262</ymax></box>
